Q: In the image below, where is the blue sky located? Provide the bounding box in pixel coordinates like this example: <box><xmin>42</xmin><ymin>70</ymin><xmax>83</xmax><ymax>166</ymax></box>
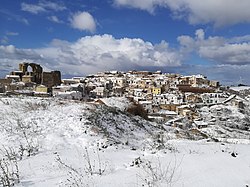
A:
<box><xmin>1</xmin><ymin>0</ymin><xmax>250</xmax><ymax>85</ymax></box>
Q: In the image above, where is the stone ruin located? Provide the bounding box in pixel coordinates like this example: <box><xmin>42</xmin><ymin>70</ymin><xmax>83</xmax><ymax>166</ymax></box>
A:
<box><xmin>10</xmin><ymin>62</ymin><xmax>61</xmax><ymax>88</ymax></box>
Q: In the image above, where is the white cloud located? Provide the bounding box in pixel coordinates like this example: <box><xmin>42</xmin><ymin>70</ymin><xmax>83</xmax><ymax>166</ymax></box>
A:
<box><xmin>178</xmin><ymin>29</ymin><xmax>250</xmax><ymax>65</ymax></box>
<box><xmin>21</xmin><ymin>2</ymin><xmax>46</xmax><ymax>14</ymax></box>
<box><xmin>39</xmin><ymin>1</ymin><xmax>66</xmax><ymax>12</ymax></box>
<box><xmin>113</xmin><ymin>0</ymin><xmax>250</xmax><ymax>27</ymax></box>
<box><xmin>20</xmin><ymin>18</ymin><xmax>29</xmax><ymax>25</ymax></box>
<box><xmin>195</xmin><ymin>29</ymin><xmax>204</xmax><ymax>40</ymax></box>
<box><xmin>114</xmin><ymin>0</ymin><xmax>158</xmax><ymax>13</ymax></box>
<box><xmin>176</xmin><ymin>29</ymin><xmax>250</xmax><ymax>84</ymax></box>
<box><xmin>0</xmin><ymin>45</ymin><xmax>43</xmax><ymax>61</ymax></box>
<box><xmin>6</xmin><ymin>32</ymin><xmax>19</xmax><ymax>36</ymax></box>
<box><xmin>70</xmin><ymin>12</ymin><xmax>96</xmax><ymax>33</ymax></box>
<box><xmin>0</xmin><ymin>45</ymin><xmax>44</xmax><ymax>77</ymax></box>
<box><xmin>0</xmin><ymin>9</ymin><xmax>29</xmax><ymax>25</ymax></box>
<box><xmin>21</xmin><ymin>1</ymin><xmax>66</xmax><ymax>14</ymax></box>
<box><xmin>47</xmin><ymin>16</ymin><xmax>63</xmax><ymax>23</ymax></box>
<box><xmin>2</xmin><ymin>33</ymin><xmax>250</xmax><ymax>85</ymax></box>
<box><xmin>0</xmin><ymin>35</ymin><xmax>181</xmax><ymax>76</ymax></box>
<box><xmin>1</xmin><ymin>32</ymin><xmax>19</xmax><ymax>45</ymax></box>
<box><xmin>0</xmin><ymin>36</ymin><xmax>9</xmax><ymax>44</ymax></box>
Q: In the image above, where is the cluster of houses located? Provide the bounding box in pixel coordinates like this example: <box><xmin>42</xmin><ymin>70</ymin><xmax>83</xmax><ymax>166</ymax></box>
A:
<box><xmin>0</xmin><ymin>62</ymin><xmax>244</xmax><ymax>126</ymax></box>
<box><xmin>81</xmin><ymin>70</ymin><xmax>244</xmax><ymax>124</ymax></box>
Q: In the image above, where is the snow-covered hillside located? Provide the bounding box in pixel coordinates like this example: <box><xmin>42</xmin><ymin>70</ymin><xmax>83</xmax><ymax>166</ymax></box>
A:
<box><xmin>0</xmin><ymin>96</ymin><xmax>250</xmax><ymax>187</ymax></box>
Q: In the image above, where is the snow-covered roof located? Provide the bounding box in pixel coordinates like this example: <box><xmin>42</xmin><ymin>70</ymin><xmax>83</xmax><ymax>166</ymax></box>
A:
<box><xmin>158</xmin><ymin>110</ymin><xmax>177</xmax><ymax>115</ymax></box>
<box><xmin>94</xmin><ymin>87</ymin><xmax>105</xmax><ymax>92</ymax></box>
<box><xmin>139</xmin><ymin>101</ymin><xmax>152</xmax><ymax>104</ymax></box>
<box><xmin>6</xmin><ymin>75</ymin><xmax>20</xmax><ymax>78</ymax></box>
<box><xmin>134</xmin><ymin>89</ymin><xmax>143</xmax><ymax>92</ymax></box>
<box><xmin>54</xmin><ymin>85</ymin><xmax>70</xmax><ymax>89</ymax></box>
<box><xmin>14</xmin><ymin>90</ymin><xmax>33</xmax><ymax>93</ymax></box>
<box><xmin>36</xmin><ymin>85</ymin><xmax>47</xmax><ymax>88</ymax></box>
<box><xmin>10</xmin><ymin>82</ymin><xmax>25</xmax><ymax>86</ymax></box>
<box><xmin>193</xmin><ymin>120</ymin><xmax>208</xmax><ymax>126</ymax></box>
<box><xmin>148</xmin><ymin>116</ymin><xmax>164</xmax><ymax>119</ymax></box>
<box><xmin>177</xmin><ymin>105</ymin><xmax>190</xmax><ymax>109</ymax></box>
<box><xmin>223</xmin><ymin>94</ymin><xmax>236</xmax><ymax>103</ymax></box>
<box><xmin>109</xmin><ymin>70</ymin><xmax>118</xmax><ymax>74</ymax></box>
<box><xmin>54</xmin><ymin>91</ymin><xmax>79</xmax><ymax>95</ymax></box>
<box><xmin>70</xmin><ymin>83</ymin><xmax>84</xmax><ymax>87</ymax></box>
<box><xmin>193</xmin><ymin>74</ymin><xmax>205</xmax><ymax>79</ymax></box>
<box><xmin>72</xmin><ymin>77</ymin><xmax>85</xmax><ymax>80</ymax></box>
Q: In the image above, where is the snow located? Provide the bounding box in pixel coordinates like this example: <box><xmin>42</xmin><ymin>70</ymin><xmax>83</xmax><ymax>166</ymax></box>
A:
<box><xmin>158</xmin><ymin>109</ymin><xmax>177</xmax><ymax>115</ymax></box>
<box><xmin>139</xmin><ymin>101</ymin><xmax>152</xmax><ymax>104</ymax></box>
<box><xmin>6</xmin><ymin>75</ymin><xmax>20</xmax><ymax>78</ymax></box>
<box><xmin>193</xmin><ymin>120</ymin><xmax>208</xmax><ymax>127</ymax></box>
<box><xmin>223</xmin><ymin>94</ymin><xmax>236</xmax><ymax>103</ymax></box>
<box><xmin>230</xmin><ymin>86</ymin><xmax>250</xmax><ymax>91</ymax></box>
<box><xmin>0</xmin><ymin>96</ymin><xmax>250</xmax><ymax>187</ymax></box>
<box><xmin>100</xmin><ymin>97</ymin><xmax>131</xmax><ymax>111</ymax></box>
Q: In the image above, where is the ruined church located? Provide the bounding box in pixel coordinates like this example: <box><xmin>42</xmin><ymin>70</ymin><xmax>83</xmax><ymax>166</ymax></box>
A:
<box><xmin>0</xmin><ymin>62</ymin><xmax>61</xmax><ymax>94</ymax></box>
<box><xmin>10</xmin><ymin>62</ymin><xmax>61</xmax><ymax>88</ymax></box>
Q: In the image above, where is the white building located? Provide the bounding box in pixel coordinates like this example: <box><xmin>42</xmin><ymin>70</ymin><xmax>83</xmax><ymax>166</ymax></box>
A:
<box><xmin>52</xmin><ymin>83</ymin><xmax>85</xmax><ymax>100</ymax></box>
<box><xmin>153</xmin><ymin>93</ymin><xmax>184</xmax><ymax>105</ymax></box>
<box><xmin>90</xmin><ymin>86</ymin><xmax>108</xmax><ymax>98</ymax></box>
<box><xmin>201</xmin><ymin>93</ymin><xmax>228</xmax><ymax>104</ymax></box>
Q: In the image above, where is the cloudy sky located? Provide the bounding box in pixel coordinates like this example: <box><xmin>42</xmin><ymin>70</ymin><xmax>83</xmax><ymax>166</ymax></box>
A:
<box><xmin>1</xmin><ymin>0</ymin><xmax>250</xmax><ymax>85</ymax></box>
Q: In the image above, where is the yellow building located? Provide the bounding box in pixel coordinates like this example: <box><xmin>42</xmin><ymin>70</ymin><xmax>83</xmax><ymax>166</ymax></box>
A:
<box><xmin>152</xmin><ymin>87</ymin><xmax>161</xmax><ymax>95</ymax></box>
<box><xmin>35</xmin><ymin>85</ymin><xmax>48</xmax><ymax>93</ymax></box>
<box><xmin>22</xmin><ymin>75</ymin><xmax>34</xmax><ymax>83</ymax></box>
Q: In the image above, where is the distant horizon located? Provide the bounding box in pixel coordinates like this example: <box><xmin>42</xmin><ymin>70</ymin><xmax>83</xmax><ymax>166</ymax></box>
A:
<box><xmin>2</xmin><ymin>62</ymin><xmax>249</xmax><ymax>87</ymax></box>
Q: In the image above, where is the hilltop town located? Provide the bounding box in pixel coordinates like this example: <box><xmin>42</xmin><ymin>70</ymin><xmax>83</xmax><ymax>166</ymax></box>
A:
<box><xmin>0</xmin><ymin>62</ymin><xmax>247</xmax><ymax>126</ymax></box>
<box><xmin>1</xmin><ymin>63</ymin><xmax>250</xmax><ymax>186</ymax></box>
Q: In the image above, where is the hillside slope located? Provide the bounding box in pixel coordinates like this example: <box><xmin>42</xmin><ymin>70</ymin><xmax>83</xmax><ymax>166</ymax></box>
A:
<box><xmin>0</xmin><ymin>96</ymin><xmax>249</xmax><ymax>187</ymax></box>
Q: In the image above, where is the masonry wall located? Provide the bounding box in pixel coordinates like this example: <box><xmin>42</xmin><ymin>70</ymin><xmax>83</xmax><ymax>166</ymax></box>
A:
<box><xmin>41</xmin><ymin>71</ymin><xmax>61</xmax><ymax>88</ymax></box>
<box><xmin>0</xmin><ymin>79</ymin><xmax>12</xmax><ymax>85</ymax></box>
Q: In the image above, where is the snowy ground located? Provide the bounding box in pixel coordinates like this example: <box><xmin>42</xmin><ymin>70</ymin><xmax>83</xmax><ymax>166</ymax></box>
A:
<box><xmin>0</xmin><ymin>96</ymin><xmax>249</xmax><ymax>187</ymax></box>
<box><xmin>230</xmin><ymin>86</ymin><xmax>250</xmax><ymax>91</ymax></box>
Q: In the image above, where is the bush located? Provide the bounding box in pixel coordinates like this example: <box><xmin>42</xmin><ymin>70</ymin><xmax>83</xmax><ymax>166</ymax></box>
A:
<box><xmin>137</xmin><ymin>157</ymin><xmax>180</xmax><ymax>187</ymax></box>
<box><xmin>56</xmin><ymin>147</ymin><xmax>111</xmax><ymax>186</ymax></box>
<box><xmin>0</xmin><ymin>148</ymin><xmax>20</xmax><ymax>187</ymax></box>
<box><xmin>127</xmin><ymin>103</ymin><xmax>148</xmax><ymax>120</ymax></box>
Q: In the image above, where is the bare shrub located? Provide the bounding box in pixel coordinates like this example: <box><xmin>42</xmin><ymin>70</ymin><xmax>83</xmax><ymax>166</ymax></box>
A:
<box><xmin>56</xmin><ymin>147</ymin><xmax>111</xmax><ymax>186</ymax></box>
<box><xmin>0</xmin><ymin>113</ymin><xmax>40</xmax><ymax>159</ymax></box>
<box><xmin>127</xmin><ymin>103</ymin><xmax>148</xmax><ymax>120</ymax></box>
<box><xmin>137</xmin><ymin>157</ymin><xmax>180</xmax><ymax>187</ymax></box>
<box><xmin>15</xmin><ymin>119</ymin><xmax>39</xmax><ymax>158</ymax></box>
<box><xmin>23</xmin><ymin>100</ymin><xmax>50</xmax><ymax>111</ymax></box>
<box><xmin>83</xmin><ymin>147</ymin><xmax>108</xmax><ymax>176</ymax></box>
<box><xmin>56</xmin><ymin>154</ymin><xmax>86</xmax><ymax>187</ymax></box>
<box><xmin>0</xmin><ymin>149</ymin><xmax>20</xmax><ymax>187</ymax></box>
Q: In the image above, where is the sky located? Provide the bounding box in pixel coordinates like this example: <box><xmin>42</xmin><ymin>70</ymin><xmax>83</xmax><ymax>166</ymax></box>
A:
<box><xmin>1</xmin><ymin>0</ymin><xmax>250</xmax><ymax>85</ymax></box>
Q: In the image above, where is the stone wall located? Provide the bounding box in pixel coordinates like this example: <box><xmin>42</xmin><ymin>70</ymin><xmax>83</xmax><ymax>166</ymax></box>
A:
<box><xmin>41</xmin><ymin>71</ymin><xmax>61</xmax><ymax>88</ymax></box>
<box><xmin>0</xmin><ymin>79</ymin><xmax>12</xmax><ymax>85</ymax></box>
<box><xmin>14</xmin><ymin>62</ymin><xmax>62</xmax><ymax>88</ymax></box>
